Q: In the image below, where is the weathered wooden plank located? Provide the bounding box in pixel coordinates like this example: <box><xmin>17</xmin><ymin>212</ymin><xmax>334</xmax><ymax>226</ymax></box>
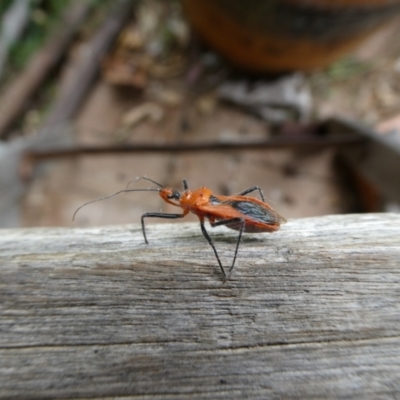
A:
<box><xmin>0</xmin><ymin>213</ymin><xmax>399</xmax><ymax>399</ymax></box>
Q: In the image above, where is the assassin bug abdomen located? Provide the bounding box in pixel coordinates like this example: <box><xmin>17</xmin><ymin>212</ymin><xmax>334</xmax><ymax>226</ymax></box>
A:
<box><xmin>73</xmin><ymin>177</ymin><xmax>286</xmax><ymax>280</ymax></box>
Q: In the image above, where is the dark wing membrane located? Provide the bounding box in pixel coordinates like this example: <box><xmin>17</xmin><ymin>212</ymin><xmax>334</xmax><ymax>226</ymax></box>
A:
<box><xmin>199</xmin><ymin>195</ymin><xmax>285</xmax><ymax>232</ymax></box>
<box><xmin>226</xmin><ymin>200</ymin><xmax>283</xmax><ymax>225</ymax></box>
<box><xmin>209</xmin><ymin>195</ymin><xmax>222</xmax><ymax>205</ymax></box>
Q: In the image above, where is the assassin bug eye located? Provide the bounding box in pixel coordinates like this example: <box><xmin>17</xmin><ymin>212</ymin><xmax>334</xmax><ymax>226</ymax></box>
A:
<box><xmin>167</xmin><ymin>190</ymin><xmax>181</xmax><ymax>200</ymax></box>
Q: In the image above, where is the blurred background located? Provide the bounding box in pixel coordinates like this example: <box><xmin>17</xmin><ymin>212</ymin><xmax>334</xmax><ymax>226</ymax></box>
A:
<box><xmin>1</xmin><ymin>0</ymin><xmax>400</xmax><ymax>229</ymax></box>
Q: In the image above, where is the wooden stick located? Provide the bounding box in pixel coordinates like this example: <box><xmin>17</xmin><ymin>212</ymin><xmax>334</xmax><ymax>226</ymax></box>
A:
<box><xmin>19</xmin><ymin>134</ymin><xmax>365</xmax><ymax>179</ymax></box>
<box><xmin>0</xmin><ymin>0</ymin><xmax>30</xmax><ymax>78</ymax></box>
<box><xmin>1</xmin><ymin>213</ymin><xmax>399</xmax><ymax>399</ymax></box>
<box><xmin>42</xmin><ymin>0</ymin><xmax>137</xmax><ymax>129</ymax></box>
<box><xmin>26</xmin><ymin>134</ymin><xmax>365</xmax><ymax>159</ymax></box>
<box><xmin>0</xmin><ymin>1</ymin><xmax>93</xmax><ymax>138</ymax></box>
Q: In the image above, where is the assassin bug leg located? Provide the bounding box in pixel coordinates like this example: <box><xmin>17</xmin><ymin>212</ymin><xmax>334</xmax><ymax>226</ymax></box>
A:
<box><xmin>141</xmin><ymin>212</ymin><xmax>186</xmax><ymax>244</ymax></box>
<box><xmin>237</xmin><ymin>186</ymin><xmax>265</xmax><ymax>202</ymax></box>
<box><xmin>200</xmin><ymin>221</ymin><xmax>227</xmax><ymax>279</ymax></box>
<box><xmin>210</xmin><ymin>217</ymin><xmax>245</xmax><ymax>277</ymax></box>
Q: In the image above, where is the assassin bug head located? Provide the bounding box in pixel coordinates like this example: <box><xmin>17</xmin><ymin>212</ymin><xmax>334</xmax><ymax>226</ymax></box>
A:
<box><xmin>158</xmin><ymin>179</ymin><xmax>190</xmax><ymax>206</ymax></box>
<box><xmin>163</xmin><ymin>189</ymin><xmax>181</xmax><ymax>200</ymax></box>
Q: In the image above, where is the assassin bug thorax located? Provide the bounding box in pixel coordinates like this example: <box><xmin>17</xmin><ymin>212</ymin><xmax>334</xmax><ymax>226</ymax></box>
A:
<box><xmin>73</xmin><ymin>177</ymin><xmax>286</xmax><ymax>280</ymax></box>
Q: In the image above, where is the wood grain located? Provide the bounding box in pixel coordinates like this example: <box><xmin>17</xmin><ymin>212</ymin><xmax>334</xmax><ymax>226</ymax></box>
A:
<box><xmin>0</xmin><ymin>213</ymin><xmax>400</xmax><ymax>399</ymax></box>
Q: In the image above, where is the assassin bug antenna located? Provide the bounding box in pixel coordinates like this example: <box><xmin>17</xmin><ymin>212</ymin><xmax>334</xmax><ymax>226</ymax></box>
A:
<box><xmin>73</xmin><ymin>177</ymin><xmax>285</xmax><ymax>281</ymax></box>
<box><xmin>125</xmin><ymin>176</ymin><xmax>164</xmax><ymax>190</ymax></box>
<box><xmin>72</xmin><ymin>188</ymin><xmax>160</xmax><ymax>221</ymax></box>
<box><xmin>73</xmin><ymin>176</ymin><xmax>165</xmax><ymax>221</ymax></box>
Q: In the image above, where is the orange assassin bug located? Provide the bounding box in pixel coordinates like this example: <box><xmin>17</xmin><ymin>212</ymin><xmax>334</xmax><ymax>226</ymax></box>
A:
<box><xmin>73</xmin><ymin>177</ymin><xmax>286</xmax><ymax>280</ymax></box>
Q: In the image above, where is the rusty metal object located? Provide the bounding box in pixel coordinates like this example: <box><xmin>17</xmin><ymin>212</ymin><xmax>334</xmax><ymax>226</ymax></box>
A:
<box><xmin>182</xmin><ymin>0</ymin><xmax>400</xmax><ymax>72</ymax></box>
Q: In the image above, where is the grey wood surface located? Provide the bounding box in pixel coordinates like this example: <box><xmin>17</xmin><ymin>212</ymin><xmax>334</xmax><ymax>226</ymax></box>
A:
<box><xmin>1</xmin><ymin>213</ymin><xmax>400</xmax><ymax>399</ymax></box>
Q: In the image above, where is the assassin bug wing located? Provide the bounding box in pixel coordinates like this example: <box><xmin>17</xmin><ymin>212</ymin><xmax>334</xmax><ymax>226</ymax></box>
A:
<box><xmin>225</xmin><ymin>199</ymin><xmax>285</xmax><ymax>232</ymax></box>
<box><xmin>226</xmin><ymin>196</ymin><xmax>286</xmax><ymax>224</ymax></box>
<box><xmin>199</xmin><ymin>195</ymin><xmax>285</xmax><ymax>233</ymax></box>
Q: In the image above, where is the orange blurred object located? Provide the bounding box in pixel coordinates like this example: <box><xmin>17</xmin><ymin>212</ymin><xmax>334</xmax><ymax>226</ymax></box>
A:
<box><xmin>182</xmin><ymin>0</ymin><xmax>400</xmax><ymax>72</ymax></box>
